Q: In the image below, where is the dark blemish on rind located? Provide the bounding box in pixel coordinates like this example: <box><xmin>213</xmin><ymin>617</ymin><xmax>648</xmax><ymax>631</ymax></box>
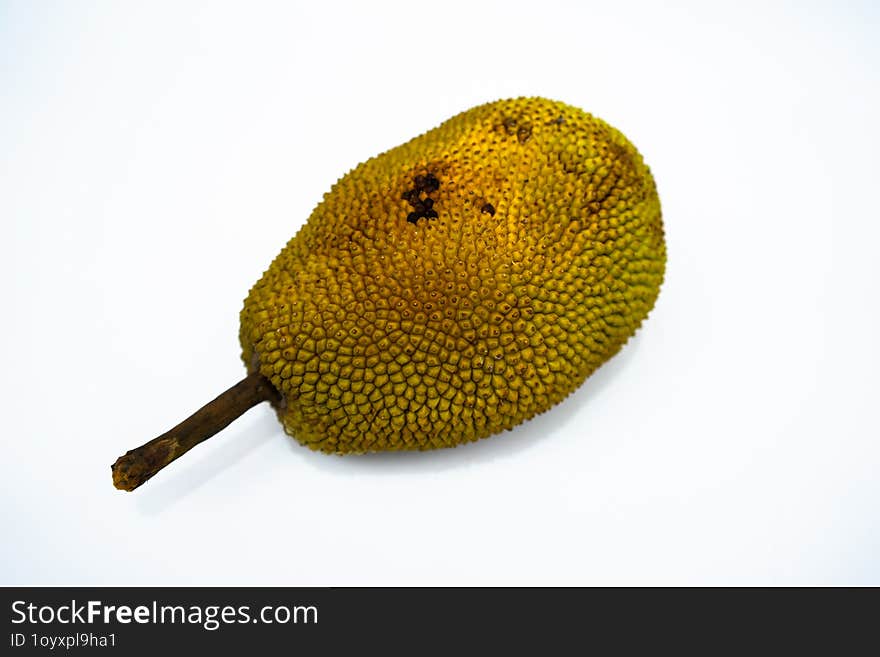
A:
<box><xmin>412</xmin><ymin>173</ymin><xmax>440</xmax><ymax>194</ymax></box>
<box><xmin>497</xmin><ymin>116</ymin><xmax>532</xmax><ymax>143</ymax></box>
<box><xmin>403</xmin><ymin>173</ymin><xmax>442</xmax><ymax>225</ymax></box>
<box><xmin>481</xmin><ymin>203</ymin><xmax>496</xmax><ymax>216</ymax></box>
<box><xmin>545</xmin><ymin>115</ymin><xmax>565</xmax><ymax>126</ymax></box>
<box><xmin>422</xmin><ymin>173</ymin><xmax>440</xmax><ymax>192</ymax></box>
<box><xmin>406</xmin><ymin>209</ymin><xmax>437</xmax><ymax>224</ymax></box>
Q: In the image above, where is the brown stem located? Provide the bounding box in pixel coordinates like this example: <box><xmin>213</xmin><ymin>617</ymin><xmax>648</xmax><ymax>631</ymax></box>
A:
<box><xmin>112</xmin><ymin>372</ymin><xmax>280</xmax><ymax>492</ymax></box>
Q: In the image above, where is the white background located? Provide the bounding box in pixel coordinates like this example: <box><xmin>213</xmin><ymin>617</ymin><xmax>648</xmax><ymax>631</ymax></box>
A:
<box><xmin>2</xmin><ymin>0</ymin><xmax>878</xmax><ymax>585</ymax></box>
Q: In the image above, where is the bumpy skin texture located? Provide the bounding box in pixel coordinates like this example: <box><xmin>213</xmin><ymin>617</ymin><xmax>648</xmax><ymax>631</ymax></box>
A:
<box><xmin>240</xmin><ymin>97</ymin><xmax>665</xmax><ymax>453</ymax></box>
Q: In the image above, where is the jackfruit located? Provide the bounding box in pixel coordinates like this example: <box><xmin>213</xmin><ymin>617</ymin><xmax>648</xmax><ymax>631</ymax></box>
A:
<box><xmin>112</xmin><ymin>97</ymin><xmax>665</xmax><ymax>490</ymax></box>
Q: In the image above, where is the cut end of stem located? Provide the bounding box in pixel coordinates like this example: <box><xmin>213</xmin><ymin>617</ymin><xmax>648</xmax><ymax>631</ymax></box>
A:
<box><xmin>111</xmin><ymin>372</ymin><xmax>280</xmax><ymax>492</ymax></box>
<box><xmin>112</xmin><ymin>437</ymin><xmax>178</xmax><ymax>491</ymax></box>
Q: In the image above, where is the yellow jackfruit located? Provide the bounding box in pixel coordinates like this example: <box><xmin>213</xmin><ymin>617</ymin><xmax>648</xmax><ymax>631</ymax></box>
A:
<box><xmin>112</xmin><ymin>96</ymin><xmax>665</xmax><ymax>490</ymax></box>
<box><xmin>241</xmin><ymin>96</ymin><xmax>665</xmax><ymax>453</ymax></box>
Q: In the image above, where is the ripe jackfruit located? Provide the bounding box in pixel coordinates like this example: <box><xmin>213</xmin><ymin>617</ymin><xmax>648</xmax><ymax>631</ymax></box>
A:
<box><xmin>112</xmin><ymin>96</ymin><xmax>665</xmax><ymax>490</ymax></box>
<box><xmin>241</xmin><ymin>96</ymin><xmax>665</xmax><ymax>453</ymax></box>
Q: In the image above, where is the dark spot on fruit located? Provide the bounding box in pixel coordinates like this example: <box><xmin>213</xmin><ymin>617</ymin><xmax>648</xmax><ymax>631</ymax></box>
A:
<box><xmin>403</xmin><ymin>173</ymin><xmax>441</xmax><ymax>225</ymax></box>
<box><xmin>422</xmin><ymin>173</ymin><xmax>440</xmax><ymax>192</ymax></box>
<box><xmin>412</xmin><ymin>173</ymin><xmax>440</xmax><ymax>194</ymax></box>
<box><xmin>498</xmin><ymin>116</ymin><xmax>532</xmax><ymax>143</ymax></box>
<box><xmin>481</xmin><ymin>203</ymin><xmax>495</xmax><ymax>216</ymax></box>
